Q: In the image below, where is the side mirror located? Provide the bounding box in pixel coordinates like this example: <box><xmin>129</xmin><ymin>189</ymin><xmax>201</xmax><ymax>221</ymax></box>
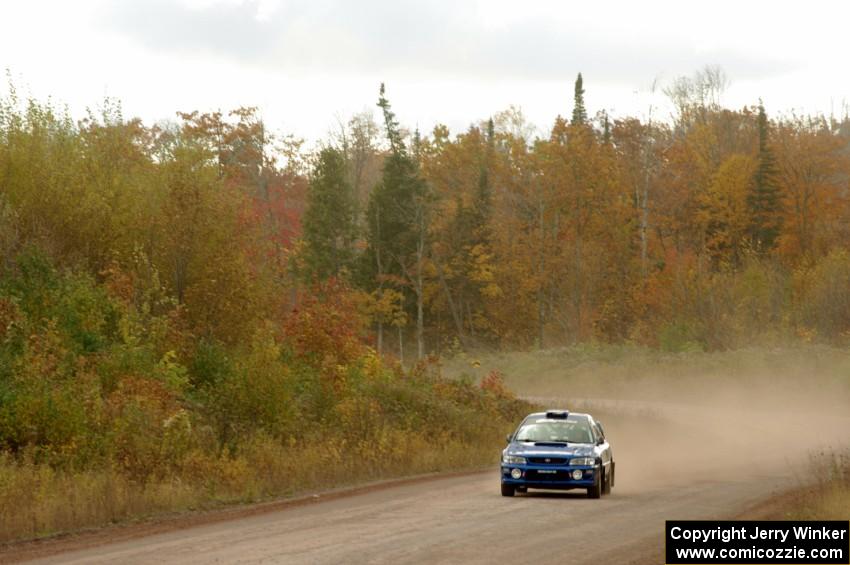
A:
<box><xmin>505</xmin><ymin>434</ymin><xmax>512</xmax><ymax>443</ymax></box>
<box><xmin>596</xmin><ymin>436</ymin><xmax>605</xmax><ymax>446</ymax></box>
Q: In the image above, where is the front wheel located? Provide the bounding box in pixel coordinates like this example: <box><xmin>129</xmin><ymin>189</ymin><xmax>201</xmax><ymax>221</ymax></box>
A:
<box><xmin>501</xmin><ymin>483</ymin><xmax>515</xmax><ymax>497</ymax></box>
<box><xmin>602</xmin><ymin>465</ymin><xmax>612</xmax><ymax>495</ymax></box>
<box><xmin>587</xmin><ymin>469</ymin><xmax>602</xmax><ymax>499</ymax></box>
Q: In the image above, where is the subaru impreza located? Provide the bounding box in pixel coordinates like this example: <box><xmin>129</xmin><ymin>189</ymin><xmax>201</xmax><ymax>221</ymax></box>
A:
<box><xmin>501</xmin><ymin>410</ymin><xmax>614</xmax><ymax>498</ymax></box>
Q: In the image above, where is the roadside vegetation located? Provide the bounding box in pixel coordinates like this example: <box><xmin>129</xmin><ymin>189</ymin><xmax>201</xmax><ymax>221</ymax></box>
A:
<box><xmin>0</xmin><ymin>258</ymin><xmax>527</xmax><ymax>541</ymax></box>
<box><xmin>786</xmin><ymin>450</ymin><xmax>850</xmax><ymax>520</ymax></box>
<box><xmin>746</xmin><ymin>449</ymin><xmax>850</xmax><ymax>521</ymax></box>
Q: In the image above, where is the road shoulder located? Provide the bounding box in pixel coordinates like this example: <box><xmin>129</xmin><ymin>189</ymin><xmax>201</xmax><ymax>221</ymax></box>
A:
<box><xmin>0</xmin><ymin>468</ymin><xmax>490</xmax><ymax>564</ymax></box>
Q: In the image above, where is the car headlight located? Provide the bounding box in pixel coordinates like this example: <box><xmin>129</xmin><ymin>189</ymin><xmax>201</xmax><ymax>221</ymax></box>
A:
<box><xmin>569</xmin><ymin>457</ymin><xmax>595</xmax><ymax>466</ymax></box>
<box><xmin>502</xmin><ymin>454</ymin><xmax>527</xmax><ymax>465</ymax></box>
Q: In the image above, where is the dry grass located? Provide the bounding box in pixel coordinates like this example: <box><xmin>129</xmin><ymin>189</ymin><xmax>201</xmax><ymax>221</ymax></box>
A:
<box><xmin>793</xmin><ymin>485</ymin><xmax>850</xmax><ymax>519</ymax></box>
<box><xmin>0</xmin><ymin>432</ymin><xmax>502</xmax><ymax>543</ymax></box>
<box><xmin>790</xmin><ymin>449</ymin><xmax>850</xmax><ymax>520</ymax></box>
<box><xmin>757</xmin><ymin>450</ymin><xmax>850</xmax><ymax>521</ymax></box>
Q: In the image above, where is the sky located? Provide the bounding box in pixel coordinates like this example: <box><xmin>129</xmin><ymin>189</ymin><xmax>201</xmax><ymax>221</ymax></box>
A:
<box><xmin>2</xmin><ymin>0</ymin><xmax>849</xmax><ymax>144</ymax></box>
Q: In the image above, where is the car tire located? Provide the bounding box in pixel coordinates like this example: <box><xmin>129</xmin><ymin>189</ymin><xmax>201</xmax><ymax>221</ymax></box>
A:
<box><xmin>501</xmin><ymin>483</ymin><xmax>515</xmax><ymax>497</ymax></box>
<box><xmin>602</xmin><ymin>465</ymin><xmax>612</xmax><ymax>495</ymax></box>
<box><xmin>587</xmin><ymin>469</ymin><xmax>602</xmax><ymax>499</ymax></box>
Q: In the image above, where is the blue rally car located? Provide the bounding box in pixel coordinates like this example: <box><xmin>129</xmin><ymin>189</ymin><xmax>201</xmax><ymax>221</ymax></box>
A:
<box><xmin>501</xmin><ymin>410</ymin><xmax>614</xmax><ymax>498</ymax></box>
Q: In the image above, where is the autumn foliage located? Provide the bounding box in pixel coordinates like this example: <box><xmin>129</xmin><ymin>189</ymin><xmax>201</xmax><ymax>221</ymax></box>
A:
<box><xmin>0</xmin><ymin>89</ymin><xmax>529</xmax><ymax>541</ymax></box>
<box><xmin>281</xmin><ymin>278</ymin><xmax>367</xmax><ymax>369</ymax></box>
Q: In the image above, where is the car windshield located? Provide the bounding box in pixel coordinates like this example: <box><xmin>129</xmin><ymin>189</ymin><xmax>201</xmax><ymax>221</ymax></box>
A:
<box><xmin>514</xmin><ymin>418</ymin><xmax>594</xmax><ymax>443</ymax></box>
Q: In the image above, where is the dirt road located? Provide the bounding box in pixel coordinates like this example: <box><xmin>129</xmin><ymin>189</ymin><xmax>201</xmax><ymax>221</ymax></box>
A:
<box><xmin>24</xmin><ymin>471</ymin><xmax>792</xmax><ymax>565</ymax></box>
<box><xmin>18</xmin><ymin>396</ymin><xmax>839</xmax><ymax>564</ymax></box>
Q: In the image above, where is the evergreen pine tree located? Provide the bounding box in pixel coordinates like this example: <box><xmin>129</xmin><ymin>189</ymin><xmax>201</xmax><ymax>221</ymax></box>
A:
<box><xmin>302</xmin><ymin>147</ymin><xmax>356</xmax><ymax>279</ymax></box>
<box><xmin>364</xmin><ymin>84</ymin><xmax>425</xmax><ymax>271</ymax></box>
<box><xmin>747</xmin><ymin>101</ymin><xmax>783</xmax><ymax>252</ymax></box>
<box><xmin>377</xmin><ymin>83</ymin><xmax>404</xmax><ymax>155</ymax></box>
<box><xmin>571</xmin><ymin>73</ymin><xmax>588</xmax><ymax>126</ymax></box>
<box><xmin>472</xmin><ymin>119</ymin><xmax>495</xmax><ymax>246</ymax></box>
<box><xmin>363</xmin><ymin>84</ymin><xmax>430</xmax><ymax>357</ymax></box>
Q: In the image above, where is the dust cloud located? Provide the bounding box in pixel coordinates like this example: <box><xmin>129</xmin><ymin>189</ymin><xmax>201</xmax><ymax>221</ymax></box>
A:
<box><xmin>463</xmin><ymin>348</ymin><xmax>850</xmax><ymax>493</ymax></box>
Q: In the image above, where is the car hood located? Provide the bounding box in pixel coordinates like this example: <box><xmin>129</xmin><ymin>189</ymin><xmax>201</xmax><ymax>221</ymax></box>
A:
<box><xmin>506</xmin><ymin>442</ymin><xmax>595</xmax><ymax>458</ymax></box>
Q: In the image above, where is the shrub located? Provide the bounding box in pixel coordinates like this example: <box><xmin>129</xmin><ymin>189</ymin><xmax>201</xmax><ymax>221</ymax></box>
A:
<box><xmin>795</xmin><ymin>250</ymin><xmax>850</xmax><ymax>341</ymax></box>
<box><xmin>281</xmin><ymin>278</ymin><xmax>368</xmax><ymax>372</ymax></box>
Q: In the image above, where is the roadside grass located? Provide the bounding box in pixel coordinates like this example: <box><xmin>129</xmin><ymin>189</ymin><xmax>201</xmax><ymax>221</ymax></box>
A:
<box><xmin>0</xmin><ymin>427</ymin><xmax>516</xmax><ymax>543</ymax></box>
<box><xmin>790</xmin><ymin>484</ymin><xmax>850</xmax><ymax>520</ymax></box>
<box><xmin>788</xmin><ymin>450</ymin><xmax>850</xmax><ymax>520</ymax></box>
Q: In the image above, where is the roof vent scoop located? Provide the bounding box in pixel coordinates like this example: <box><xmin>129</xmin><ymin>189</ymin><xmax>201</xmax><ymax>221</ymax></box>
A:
<box><xmin>545</xmin><ymin>410</ymin><xmax>569</xmax><ymax>419</ymax></box>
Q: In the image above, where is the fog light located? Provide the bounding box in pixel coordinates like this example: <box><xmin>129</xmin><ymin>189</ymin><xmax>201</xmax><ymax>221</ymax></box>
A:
<box><xmin>511</xmin><ymin>468</ymin><xmax>523</xmax><ymax>479</ymax></box>
<box><xmin>572</xmin><ymin>469</ymin><xmax>583</xmax><ymax>480</ymax></box>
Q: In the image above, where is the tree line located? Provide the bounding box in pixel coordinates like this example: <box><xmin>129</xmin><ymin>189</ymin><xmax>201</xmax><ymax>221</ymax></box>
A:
<box><xmin>3</xmin><ymin>68</ymin><xmax>850</xmax><ymax>362</ymax></box>
<box><xmin>304</xmin><ymin>71</ymin><xmax>850</xmax><ymax>354</ymax></box>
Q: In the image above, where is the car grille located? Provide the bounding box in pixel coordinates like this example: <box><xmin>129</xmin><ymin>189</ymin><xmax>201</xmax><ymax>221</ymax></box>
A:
<box><xmin>527</xmin><ymin>457</ymin><xmax>567</xmax><ymax>465</ymax></box>
<box><xmin>525</xmin><ymin>469</ymin><xmax>572</xmax><ymax>480</ymax></box>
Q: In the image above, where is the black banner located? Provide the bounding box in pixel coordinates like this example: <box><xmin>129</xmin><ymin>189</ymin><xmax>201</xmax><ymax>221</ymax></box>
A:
<box><xmin>666</xmin><ymin>520</ymin><xmax>849</xmax><ymax>564</ymax></box>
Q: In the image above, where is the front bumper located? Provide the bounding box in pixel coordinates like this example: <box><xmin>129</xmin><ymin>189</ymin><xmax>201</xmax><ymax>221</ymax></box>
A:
<box><xmin>500</xmin><ymin>464</ymin><xmax>596</xmax><ymax>488</ymax></box>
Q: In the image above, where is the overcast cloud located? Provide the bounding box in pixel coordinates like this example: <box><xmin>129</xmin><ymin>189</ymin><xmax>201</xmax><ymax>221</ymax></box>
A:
<box><xmin>2</xmin><ymin>0</ymin><xmax>848</xmax><ymax>142</ymax></box>
<box><xmin>105</xmin><ymin>0</ymin><xmax>794</xmax><ymax>81</ymax></box>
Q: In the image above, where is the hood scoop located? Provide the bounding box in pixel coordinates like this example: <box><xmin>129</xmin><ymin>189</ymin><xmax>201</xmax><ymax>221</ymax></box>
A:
<box><xmin>532</xmin><ymin>441</ymin><xmax>568</xmax><ymax>447</ymax></box>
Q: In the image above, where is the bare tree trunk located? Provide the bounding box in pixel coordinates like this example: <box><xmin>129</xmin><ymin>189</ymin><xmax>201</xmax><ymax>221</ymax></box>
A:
<box><xmin>397</xmin><ymin>203</ymin><xmax>428</xmax><ymax>360</ymax></box>
<box><xmin>571</xmin><ymin>156</ymin><xmax>585</xmax><ymax>343</ymax></box>
<box><xmin>415</xmin><ymin>212</ymin><xmax>426</xmax><ymax>360</ymax></box>
<box><xmin>640</xmin><ymin>175</ymin><xmax>649</xmax><ymax>277</ymax></box>
<box><xmin>436</xmin><ymin>262</ymin><xmax>465</xmax><ymax>343</ymax></box>
<box><xmin>573</xmin><ymin>233</ymin><xmax>582</xmax><ymax>341</ymax></box>
<box><xmin>639</xmin><ymin>115</ymin><xmax>655</xmax><ymax>280</ymax></box>
<box><xmin>416</xmin><ymin>289</ymin><xmax>424</xmax><ymax>360</ymax></box>
<box><xmin>550</xmin><ymin>211</ymin><xmax>560</xmax><ymax>342</ymax></box>
<box><xmin>374</xmin><ymin>205</ymin><xmax>385</xmax><ymax>357</ymax></box>
<box><xmin>537</xmin><ymin>184</ymin><xmax>546</xmax><ymax>349</ymax></box>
